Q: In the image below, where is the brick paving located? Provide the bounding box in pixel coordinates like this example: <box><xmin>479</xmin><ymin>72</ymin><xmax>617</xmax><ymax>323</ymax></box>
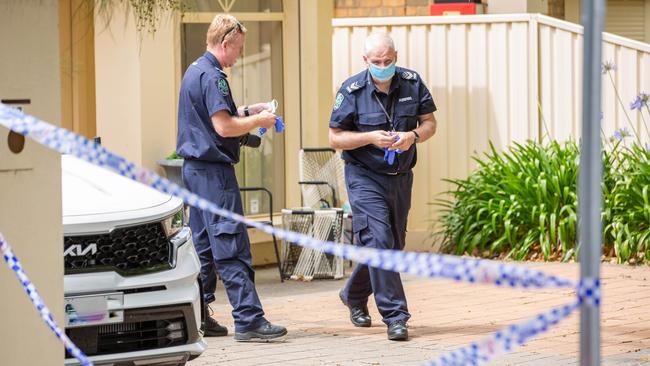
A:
<box><xmin>188</xmin><ymin>262</ymin><xmax>650</xmax><ymax>365</ymax></box>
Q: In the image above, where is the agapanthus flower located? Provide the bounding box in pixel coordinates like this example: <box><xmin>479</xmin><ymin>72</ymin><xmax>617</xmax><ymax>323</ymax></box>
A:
<box><xmin>630</xmin><ymin>93</ymin><xmax>649</xmax><ymax>111</ymax></box>
<box><xmin>613</xmin><ymin>127</ymin><xmax>632</xmax><ymax>141</ymax></box>
<box><xmin>601</xmin><ymin>61</ymin><xmax>617</xmax><ymax>74</ymax></box>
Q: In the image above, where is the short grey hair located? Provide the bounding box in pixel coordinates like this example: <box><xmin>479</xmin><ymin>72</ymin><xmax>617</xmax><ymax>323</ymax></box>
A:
<box><xmin>363</xmin><ymin>33</ymin><xmax>396</xmax><ymax>56</ymax></box>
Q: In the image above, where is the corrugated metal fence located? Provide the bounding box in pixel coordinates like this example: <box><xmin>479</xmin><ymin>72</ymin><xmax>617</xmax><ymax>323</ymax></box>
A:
<box><xmin>332</xmin><ymin>14</ymin><xmax>650</xmax><ymax>237</ymax></box>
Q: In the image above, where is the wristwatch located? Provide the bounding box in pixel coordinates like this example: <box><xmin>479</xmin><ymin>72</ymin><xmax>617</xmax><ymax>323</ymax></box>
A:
<box><xmin>412</xmin><ymin>130</ymin><xmax>420</xmax><ymax>142</ymax></box>
<box><xmin>244</xmin><ymin>105</ymin><xmax>250</xmax><ymax>116</ymax></box>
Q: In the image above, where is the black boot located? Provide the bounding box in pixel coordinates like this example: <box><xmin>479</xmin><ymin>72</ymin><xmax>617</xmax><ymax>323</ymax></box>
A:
<box><xmin>202</xmin><ymin>304</ymin><xmax>228</xmax><ymax>337</ymax></box>
<box><xmin>339</xmin><ymin>290</ymin><xmax>371</xmax><ymax>327</ymax></box>
<box><xmin>387</xmin><ymin>320</ymin><xmax>408</xmax><ymax>341</ymax></box>
<box><xmin>234</xmin><ymin>322</ymin><xmax>287</xmax><ymax>342</ymax></box>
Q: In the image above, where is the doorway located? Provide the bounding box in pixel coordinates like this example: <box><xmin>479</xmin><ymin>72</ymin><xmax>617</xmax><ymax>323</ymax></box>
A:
<box><xmin>181</xmin><ymin>1</ymin><xmax>286</xmax><ymax>215</ymax></box>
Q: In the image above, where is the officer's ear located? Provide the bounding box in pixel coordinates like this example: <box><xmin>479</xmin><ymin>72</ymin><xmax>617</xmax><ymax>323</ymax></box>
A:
<box><xmin>362</xmin><ymin>55</ymin><xmax>369</xmax><ymax>67</ymax></box>
<box><xmin>220</xmin><ymin>35</ymin><xmax>235</xmax><ymax>51</ymax></box>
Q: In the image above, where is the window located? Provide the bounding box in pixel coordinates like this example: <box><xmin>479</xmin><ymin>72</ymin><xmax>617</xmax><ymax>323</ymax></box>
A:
<box><xmin>181</xmin><ymin>19</ymin><xmax>285</xmax><ymax>215</ymax></box>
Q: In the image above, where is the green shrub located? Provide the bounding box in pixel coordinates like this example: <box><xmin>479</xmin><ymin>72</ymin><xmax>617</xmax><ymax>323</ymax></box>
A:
<box><xmin>435</xmin><ymin>63</ymin><xmax>650</xmax><ymax>264</ymax></box>
<box><xmin>435</xmin><ymin>140</ymin><xmax>619</xmax><ymax>262</ymax></box>
<box><xmin>605</xmin><ymin>143</ymin><xmax>650</xmax><ymax>264</ymax></box>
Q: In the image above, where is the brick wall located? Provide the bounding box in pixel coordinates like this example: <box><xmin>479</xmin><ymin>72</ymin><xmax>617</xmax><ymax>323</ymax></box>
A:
<box><xmin>334</xmin><ymin>0</ymin><xmax>430</xmax><ymax>18</ymax></box>
<box><xmin>334</xmin><ymin>0</ymin><xmax>567</xmax><ymax>19</ymax></box>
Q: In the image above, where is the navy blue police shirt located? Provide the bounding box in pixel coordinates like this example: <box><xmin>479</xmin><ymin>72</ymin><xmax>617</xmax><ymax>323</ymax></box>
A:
<box><xmin>329</xmin><ymin>67</ymin><xmax>436</xmax><ymax>175</ymax></box>
<box><xmin>177</xmin><ymin>52</ymin><xmax>240</xmax><ymax>163</ymax></box>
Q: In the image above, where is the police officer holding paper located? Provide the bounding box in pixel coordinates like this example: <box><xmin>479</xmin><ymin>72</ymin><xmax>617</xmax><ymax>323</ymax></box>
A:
<box><xmin>329</xmin><ymin>33</ymin><xmax>438</xmax><ymax>341</ymax></box>
<box><xmin>176</xmin><ymin>14</ymin><xmax>286</xmax><ymax>341</ymax></box>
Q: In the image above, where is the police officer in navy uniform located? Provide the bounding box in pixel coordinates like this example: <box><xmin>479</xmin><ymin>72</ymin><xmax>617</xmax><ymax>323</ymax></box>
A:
<box><xmin>330</xmin><ymin>33</ymin><xmax>438</xmax><ymax>341</ymax></box>
<box><xmin>176</xmin><ymin>14</ymin><xmax>286</xmax><ymax>341</ymax></box>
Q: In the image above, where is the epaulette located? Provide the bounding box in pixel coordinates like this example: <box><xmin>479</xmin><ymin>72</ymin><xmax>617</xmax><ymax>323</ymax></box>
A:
<box><xmin>400</xmin><ymin>71</ymin><xmax>418</xmax><ymax>81</ymax></box>
<box><xmin>345</xmin><ymin>81</ymin><xmax>365</xmax><ymax>94</ymax></box>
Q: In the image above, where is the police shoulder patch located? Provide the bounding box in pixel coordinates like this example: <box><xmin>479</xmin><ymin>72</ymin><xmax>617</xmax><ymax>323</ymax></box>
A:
<box><xmin>333</xmin><ymin>93</ymin><xmax>344</xmax><ymax>110</ymax></box>
<box><xmin>401</xmin><ymin>71</ymin><xmax>418</xmax><ymax>81</ymax></box>
<box><xmin>217</xmin><ymin>78</ymin><xmax>229</xmax><ymax>96</ymax></box>
<box><xmin>345</xmin><ymin>81</ymin><xmax>364</xmax><ymax>94</ymax></box>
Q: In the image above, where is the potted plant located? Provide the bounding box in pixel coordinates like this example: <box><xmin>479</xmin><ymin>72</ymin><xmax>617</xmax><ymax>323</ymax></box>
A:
<box><xmin>157</xmin><ymin>151</ymin><xmax>184</xmax><ymax>188</ymax></box>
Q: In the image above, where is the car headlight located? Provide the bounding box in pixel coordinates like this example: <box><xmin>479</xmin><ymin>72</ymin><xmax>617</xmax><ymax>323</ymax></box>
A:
<box><xmin>163</xmin><ymin>206</ymin><xmax>193</xmax><ymax>267</ymax></box>
<box><xmin>162</xmin><ymin>206</ymin><xmax>188</xmax><ymax>238</ymax></box>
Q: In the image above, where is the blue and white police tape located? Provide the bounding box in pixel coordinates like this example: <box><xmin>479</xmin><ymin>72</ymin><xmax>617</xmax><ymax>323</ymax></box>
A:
<box><xmin>0</xmin><ymin>105</ymin><xmax>575</xmax><ymax>292</ymax></box>
<box><xmin>0</xmin><ymin>234</ymin><xmax>93</xmax><ymax>366</ymax></box>
<box><xmin>429</xmin><ymin>277</ymin><xmax>601</xmax><ymax>366</ymax></box>
<box><xmin>0</xmin><ymin>104</ymin><xmax>598</xmax><ymax>365</ymax></box>
<box><xmin>427</xmin><ymin>301</ymin><xmax>581</xmax><ymax>366</ymax></box>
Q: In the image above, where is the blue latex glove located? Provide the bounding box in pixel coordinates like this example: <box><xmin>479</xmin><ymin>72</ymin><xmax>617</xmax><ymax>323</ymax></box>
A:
<box><xmin>383</xmin><ymin>148</ymin><xmax>402</xmax><ymax>165</ymax></box>
<box><xmin>384</xmin><ymin>148</ymin><xmax>396</xmax><ymax>165</ymax></box>
<box><xmin>259</xmin><ymin>116</ymin><xmax>284</xmax><ymax>135</ymax></box>
<box><xmin>383</xmin><ymin>134</ymin><xmax>402</xmax><ymax>165</ymax></box>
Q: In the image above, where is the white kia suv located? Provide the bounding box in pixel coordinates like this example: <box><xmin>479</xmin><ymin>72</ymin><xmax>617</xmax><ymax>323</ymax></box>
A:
<box><xmin>62</xmin><ymin>155</ymin><xmax>206</xmax><ymax>366</ymax></box>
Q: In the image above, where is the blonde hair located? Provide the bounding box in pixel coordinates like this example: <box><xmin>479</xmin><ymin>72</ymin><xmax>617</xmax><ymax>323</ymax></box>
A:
<box><xmin>206</xmin><ymin>14</ymin><xmax>247</xmax><ymax>47</ymax></box>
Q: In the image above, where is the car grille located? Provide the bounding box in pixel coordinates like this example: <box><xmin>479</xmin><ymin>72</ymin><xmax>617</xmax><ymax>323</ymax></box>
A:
<box><xmin>65</xmin><ymin>306</ymin><xmax>196</xmax><ymax>358</ymax></box>
<box><xmin>64</xmin><ymin>222</ymin><xmax>172</xmax><ymax>276</ymax></box>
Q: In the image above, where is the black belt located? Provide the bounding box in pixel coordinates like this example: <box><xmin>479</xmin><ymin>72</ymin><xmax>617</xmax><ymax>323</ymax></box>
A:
<box><xmin>345</xmin><ymin>161</ymin><xmax>409</xmax><ymax>176</ymax></box>
<box><xmin>183</xmin><ymin>158</ymin><xmax>234</xmax><ymax>166</ymax></box>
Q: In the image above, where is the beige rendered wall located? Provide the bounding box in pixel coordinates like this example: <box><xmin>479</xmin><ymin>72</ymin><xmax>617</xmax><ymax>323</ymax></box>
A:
<box><xmin>299</xmin><ymin>0</ymin><xmax>334</xmax><ymax>149</ymax></box>
<box><xmin>0</xmin><ymin>1</ymin><xmax>63</xmax><ymax>365</ymax></box>
<box><xmin>94</xmin><ymin>5</ymin><xmax>178</xmax><ymax>172</ymax></box>
<box><xmin>283</xmin><ymin>0</ymin><xmax>303</xmax><ymax>210</ymax></box>
<box><xmin>60</xmin><ymin>0</ymin><xmax>97</xmax><ymax>138</ymax></box>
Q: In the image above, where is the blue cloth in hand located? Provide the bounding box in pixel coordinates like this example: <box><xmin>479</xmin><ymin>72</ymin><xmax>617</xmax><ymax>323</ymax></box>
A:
<box><xmin>383</xmin><ymin>134</ymin><xmax>402</xmax><ymax>165</ymax></box>
<box><xmin>259</xmin><ymin>116</ymin><xmax>284</xmax><ymax>135</ymax></box>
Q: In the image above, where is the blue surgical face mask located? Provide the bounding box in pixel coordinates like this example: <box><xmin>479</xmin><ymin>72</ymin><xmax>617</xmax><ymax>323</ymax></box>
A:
<box><xmin>369</xmin><ymin>62</ymin><xmax>396</xmax><ymax>81</ymax></box>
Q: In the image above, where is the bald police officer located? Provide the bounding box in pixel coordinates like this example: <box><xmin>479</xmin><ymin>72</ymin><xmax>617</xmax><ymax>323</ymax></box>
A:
<box><xmin>176</xmin><ymin>14</ymin><xmax>286</xmax><ymax>341</ymax></box>
<box><xmin>330</xmin><ymin>33</ymin><xmax>438</xmax><ymax>341</ymax></box>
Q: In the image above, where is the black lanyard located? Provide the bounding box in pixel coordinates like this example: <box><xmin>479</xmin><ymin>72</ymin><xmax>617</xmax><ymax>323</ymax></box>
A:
<box><xmin>373</xmin><ymin>92</ymin><xmax>396</xmax><ymax>131</ymax></box>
